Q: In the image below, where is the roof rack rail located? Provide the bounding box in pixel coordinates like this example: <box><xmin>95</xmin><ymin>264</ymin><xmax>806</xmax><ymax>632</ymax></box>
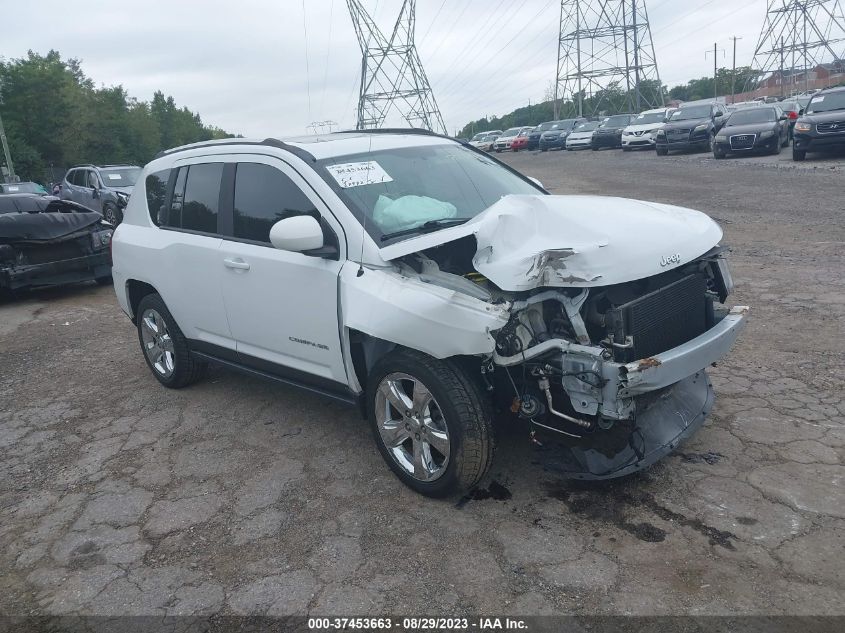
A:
<box><xmin>153</xmin><ymin>138</ymin><xmax>316</xmax><ymax>163</ymax></box>
<box><xmin>337</xmin><ymin>127</ymin><xmax>441</xmax><ymax>137</ymax></box>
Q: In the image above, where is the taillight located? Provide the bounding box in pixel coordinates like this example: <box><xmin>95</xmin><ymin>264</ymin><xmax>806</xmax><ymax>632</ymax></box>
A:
<box><xmin>788</xmin><ymin>111</ymin><xmax>798</xmax><ymax>119</ymax></box>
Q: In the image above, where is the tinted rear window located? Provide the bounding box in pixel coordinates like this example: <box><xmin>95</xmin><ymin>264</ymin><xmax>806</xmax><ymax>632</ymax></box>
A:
<box><xmin>233</xmin><ymin>163</ymin><xmax>317</xmax><ymax>243</ymax></box>
<box><xmin>181</xmin><ymin>164</ymin><xmax>223</xmax><ymax>233</ymax></box>
<box><xmin>145</xmin><ymin>169</ymin><xmax>171</xmax><ymax>226</ymax></box>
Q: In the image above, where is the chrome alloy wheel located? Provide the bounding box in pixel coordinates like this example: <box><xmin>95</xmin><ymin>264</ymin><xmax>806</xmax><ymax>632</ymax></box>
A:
<box><xmin>140</xmin><ymin>308</ymin><xmax>175</xmax><ymax>378</ymax></box>
<box><xmin>375</xmin><ymin>372</ymin><xmax>451</xmax><ymax>482</ymax></box>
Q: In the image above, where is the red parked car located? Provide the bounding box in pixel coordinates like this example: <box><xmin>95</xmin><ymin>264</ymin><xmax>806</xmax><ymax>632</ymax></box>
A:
<box><xmin>511</xmin><ymin>131</ymin><xmax>529</xmax><ymax>152</ymax></box>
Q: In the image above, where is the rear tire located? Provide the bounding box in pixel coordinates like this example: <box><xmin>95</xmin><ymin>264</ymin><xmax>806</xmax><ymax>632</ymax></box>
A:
<box><xmin>136</xmin><ymin>293</ymin><xmax>207</xmax><ymax>389</ymax></box>
<box><xmin>367</xmin><ymin>349</ymin><xmax>494</xmax><ymax>498</ymax></box>
<box><xmin>793</xmin><ymin>148</ymin><xmax>806</xmax><ymax>161</ymax></box>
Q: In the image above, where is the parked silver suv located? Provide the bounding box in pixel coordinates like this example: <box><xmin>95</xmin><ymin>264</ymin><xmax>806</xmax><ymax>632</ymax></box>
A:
<box><xmin>62</xmin><ymin>164</ymin><xmax>141</xmax><ymax>225</ymax></box>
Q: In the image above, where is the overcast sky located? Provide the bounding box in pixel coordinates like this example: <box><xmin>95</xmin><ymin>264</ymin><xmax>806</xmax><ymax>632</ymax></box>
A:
<box><xmin>2</xmin><ymin>0</ymin><xmax>767</xmax><ymax>137</ymax></box>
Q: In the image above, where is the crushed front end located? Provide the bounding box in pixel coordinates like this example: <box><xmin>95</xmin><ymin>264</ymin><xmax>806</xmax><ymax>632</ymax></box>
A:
<box><xmin>486</xmin><ymin>249</ymin><xmax>747</xmax><ymax>479</ymax></box>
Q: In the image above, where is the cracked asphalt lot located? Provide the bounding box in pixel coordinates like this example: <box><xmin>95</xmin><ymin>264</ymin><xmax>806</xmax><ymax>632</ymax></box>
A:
<box><xmin>1</xmin><ymin>148</ymin><xmax>844</xmax><ymax>617</ymax></box>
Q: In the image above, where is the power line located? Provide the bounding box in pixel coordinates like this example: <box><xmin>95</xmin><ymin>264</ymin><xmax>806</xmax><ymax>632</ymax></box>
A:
<box><xmin>301</xmin><ymin>0</ymin><xmax>313</xmax><ymax>123</ymax></box>
<box><xmin>347</xmin><ymin>0</ymin><xmax>447</xmax><ymax>133</ymax></box>
<box><xmin>555</xmin><ymin>1</ymin><xmax>663</xmax><ymax>117</ymax></box>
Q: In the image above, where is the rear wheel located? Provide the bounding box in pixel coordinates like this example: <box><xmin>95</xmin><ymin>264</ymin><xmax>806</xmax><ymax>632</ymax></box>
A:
<box><xmin>368</xmin><ymin>349</ymin><xmax>494</xmax><ymax>497</ymax></box>
<box><xmin>793</xmin><ymin>148</ymin><xmax>806</xmax><ymax>161</ymax></box>
<box><xmin>136</xmin><ymin>293</ymin><xmax>206</xmax><ymax>388</ymax></box>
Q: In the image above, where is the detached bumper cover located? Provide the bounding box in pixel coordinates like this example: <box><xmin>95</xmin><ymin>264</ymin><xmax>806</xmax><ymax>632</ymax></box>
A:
<box><xmin>532</xmin><ymin>305</ymin><xmax>748</xmax><ymax>480</ymax></box>
<box><xmin>536</xmin><ymin>371</ymin><xmax>714</xmax><ymax>480</ymax></box>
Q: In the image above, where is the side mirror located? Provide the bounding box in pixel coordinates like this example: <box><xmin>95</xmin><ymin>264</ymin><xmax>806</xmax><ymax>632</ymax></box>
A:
<box><xmin>528</xmin><ymin>177</ymin><xmax>544</xmax><ymax>189</ymax></box>
<box><xmin>779</xmin><ymin>114</ymin><xmax>789</xmax><ymax>121</ymax></box>
<box><xmin>270</xmin><ymin>216</ymin><xmax>324</xmax><ymax>253</ymax></box>
<box><xmin>799</xmin><ymin>108</ymin><xmax>805</xmax><ymax>115</ymax></box>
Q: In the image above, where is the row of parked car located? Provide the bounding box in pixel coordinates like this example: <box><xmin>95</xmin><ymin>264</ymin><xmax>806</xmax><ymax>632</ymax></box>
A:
<box><xmin>468</xmin><ymin>85</ymin><xmax>845</xmax><ymax>162</ymax></box>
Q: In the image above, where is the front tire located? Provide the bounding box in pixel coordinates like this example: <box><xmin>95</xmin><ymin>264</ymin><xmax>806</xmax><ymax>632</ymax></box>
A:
<box><xmin>368</xmin><ymin>349</ymin><xmax>494</xmax><ymax>497</ymax></box>
<box><xmin>136</xmin><ymin>293</ymin><xmax>206</xmax><ymax>388</ymax></box>
<box><xmin>793</xmin><ymin>148</ymin><xmax>806</xmax><ymax>161</ymax></box>
<box><xmin>656</xmin><ymin>146</ymin><xmax>668</xmax><ymax>156</ymax></box>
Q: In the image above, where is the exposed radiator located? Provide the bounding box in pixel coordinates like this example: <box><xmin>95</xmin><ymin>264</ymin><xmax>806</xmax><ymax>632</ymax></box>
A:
<box><xmin>607</xmin><ymin>273</ymin><xmax>707</xmax><ymax>362</ymax></box>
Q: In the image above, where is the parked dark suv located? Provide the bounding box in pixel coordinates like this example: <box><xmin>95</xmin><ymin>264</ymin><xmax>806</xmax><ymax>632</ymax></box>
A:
<box><xmin>792</xmin><ymin>87</ymin><xmax>845</xmax><ymax>161</ymax></box>
<box><xmin>62</xmin><ymin>164</ymin><xmax>141</xmax><ymax>226</ymax></box>
<box><xmin>591</xmin><ymin>114</ymin><xmax>635</xmax><ymax>150</ymax></box>
<box><xmin>655</xmin><ymin>102</ymin><xmax>728</xmax><ymax>155</ymax></box>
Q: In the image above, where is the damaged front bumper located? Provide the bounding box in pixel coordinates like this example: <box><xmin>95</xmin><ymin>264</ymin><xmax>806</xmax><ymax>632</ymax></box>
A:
<box><xmin>496</xmin><ymin>305</ymin><xmax>748</xmax><ymax>479</ymax></box>
<box><xmin>0</xmin><ymin>252</ymin><xmax>112</xmax><ymax>290</ymax></box>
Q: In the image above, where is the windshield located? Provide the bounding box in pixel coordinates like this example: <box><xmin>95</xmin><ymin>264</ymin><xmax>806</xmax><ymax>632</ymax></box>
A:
<box><xmin>807</xmin><ymin>91</ymin><xmax>845</xmax><ymax>114</ymax></box>
<box><xmin>633</xmin><ymin>112</ymin><xmax>666</xmax><ymax>125</ymax></box>
<box><xmin>502</xmin><ymin>128</ymin><xmax>522</xmax><ymax>137</ymax></box>
<box><xmin>0</xmin><ymin>182</ymin><xmax>46</xmax><ymax>194</ymax></box>
<box><xmin>726</xmin><ymin>108</ymin><xmax>776</xmax><ymax>126</ymax></box>
<box><xmin>671</xmin><ymin>105</ymin><xmax>712</xmax><ymax>121</ymax></box>
<box><xmin>574</xmin><ymin>122</ymin><xmax>599</xmax><ymax>132</ymax></box>
<box><xmin>99</xmin><ymin>167</ymin><xmax>141</xmax><ymax>187</ymax></box>
<box><xmin>602</xmin><ymin>115</ymin><xmax>631</xmax><ymax>127</ymax></box>
<box><xmin>536</xmin><ymin>122</ymin><xmax>555</xmax><ymax>132</ymax></box>
<box><xmin>317</xmin><ymin>144</ymin><xmax>542</xmax><ymax>243</ymax></box>
<box><xmin>470</xmin><ymin>133</ymin><xmax>486</xmax><ymax>141</ymax></box>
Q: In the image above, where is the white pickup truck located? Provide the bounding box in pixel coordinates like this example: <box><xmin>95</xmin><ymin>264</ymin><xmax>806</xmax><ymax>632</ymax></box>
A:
<box><xmin>112</xmin><ymin>131</ymin><xmax>747</xmax><ymax>497</ymax></box>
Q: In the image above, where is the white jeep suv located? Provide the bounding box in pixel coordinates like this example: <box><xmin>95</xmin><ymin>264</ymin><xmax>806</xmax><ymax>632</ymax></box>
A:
<box><xmin>113</xmin><ymin>131</ymin><xmax>747</xmax><ymax>497</ymax></box>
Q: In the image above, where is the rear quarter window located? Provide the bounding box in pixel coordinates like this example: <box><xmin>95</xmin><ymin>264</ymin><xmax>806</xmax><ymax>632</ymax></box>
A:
<box><xmin>145</xmin><ymin>169</ymin><xmax>171</xmax><ymax>226</ymax></box>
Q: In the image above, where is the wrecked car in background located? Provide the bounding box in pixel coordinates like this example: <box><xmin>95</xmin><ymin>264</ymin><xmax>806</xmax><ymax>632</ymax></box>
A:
<box><xmin>112</xmin><ymin>131</ymin><xmax>747</xmax><ymax>497</ymax></box>
<box><xmin>0</xmin><ymin>194</ymin><xmax>113</xmax><ymax>294</ymax></box>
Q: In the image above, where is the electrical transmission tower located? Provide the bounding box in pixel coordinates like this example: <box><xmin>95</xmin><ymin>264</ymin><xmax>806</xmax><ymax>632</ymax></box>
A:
<box><xmin>554</xmin><ymin>1</ymin><xmax>663</xmax><ymax>118</ymax></box>
<box><xmin>751</xmin><ymin>0</ymin><xmax>845</xmax><ymax>95</ymax></box>
<box><xmin>346</xmin><ymin>0</ymin><xmax>446</xmax><ymax>134</ymax></box>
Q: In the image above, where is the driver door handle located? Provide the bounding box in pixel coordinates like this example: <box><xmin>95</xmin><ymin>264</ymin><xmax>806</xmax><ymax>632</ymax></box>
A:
<box><xmin>223</xmin><ymin>258</ymin><xmax>250</xmax><ymax>271</ymax></box>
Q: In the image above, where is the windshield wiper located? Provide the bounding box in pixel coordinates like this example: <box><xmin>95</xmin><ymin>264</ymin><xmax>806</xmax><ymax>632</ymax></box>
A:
<box><xmin>380</xmin><ymin>217</ymin><xmax>472</xmax><ymax>242</ymax></box>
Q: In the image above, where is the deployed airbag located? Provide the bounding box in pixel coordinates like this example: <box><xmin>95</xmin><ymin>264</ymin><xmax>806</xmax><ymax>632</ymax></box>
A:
<box><xmin>372</xmin><ymin>194</ymin><xmax>457</xmax><ymax>233</ymax></box>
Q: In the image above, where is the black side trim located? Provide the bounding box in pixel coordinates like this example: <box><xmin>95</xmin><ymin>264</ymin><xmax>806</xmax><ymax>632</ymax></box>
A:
<box><xmin>188</xmin><ymin>340</ymin><xmax>358</xmax><ymax>406</ymax></box>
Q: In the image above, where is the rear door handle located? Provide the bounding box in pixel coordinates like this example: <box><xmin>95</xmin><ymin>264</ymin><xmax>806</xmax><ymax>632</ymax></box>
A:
<box><xmin>223</xmin><ymin>258</ymin><xmax>250</xmax><ymax>271</ymax></box>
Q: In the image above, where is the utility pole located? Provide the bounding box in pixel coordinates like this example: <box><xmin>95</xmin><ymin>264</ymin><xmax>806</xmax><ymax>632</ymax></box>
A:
<box><xmin>729</xmin><ymin>36</ymin><xmax>742</xmax><ymax>103</ymax></box>
<box><xmin>346</xmin><ymin>0</ymin><xmax>446</xmax><ymax>133</ymax></box>
<box><xmin>555</xmin><ymin>1</ymin><xmax>661</xmax><ymax>117</ymax></box>
<box><xmin>705</xmin><ymin>43</ymin><xmax>725</xmax><ymax>100</ymax></box>
<box><xmin>751</xmin><ymin>1</ymin><xmax>845</xmax><ymax>98</ymax></box>
<box><xmin>0</xmin><ymin>109</ymin><xmax>15</xmax><ymax>184</ymax></box>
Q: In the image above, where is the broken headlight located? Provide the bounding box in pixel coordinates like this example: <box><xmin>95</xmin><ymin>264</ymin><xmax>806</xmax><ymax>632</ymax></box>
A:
<box><xmin>91</xmin><ymin>229</ymin><xmax>113</xmax><ymax>250</ymax></box>
<box><xmin>115</xmin><ymin>191</ymin><xmax>130</xmax><ymax>208</ymax></box>
<box><xmin>713</xmin><ymin>257</ymin><xmax>734</xmax><ymax>303</ymax></box>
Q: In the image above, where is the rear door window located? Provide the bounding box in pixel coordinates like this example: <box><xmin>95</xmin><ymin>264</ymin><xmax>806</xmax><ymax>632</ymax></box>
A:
<box><xmin>180</xmin><ymin>163</ymin><xmax>223</xmax><ymax>234</ymax></box>
<box><xmin>232</xmin><ymin>162</ymin><xmax>318</xmax><ymax>243</ymax></box>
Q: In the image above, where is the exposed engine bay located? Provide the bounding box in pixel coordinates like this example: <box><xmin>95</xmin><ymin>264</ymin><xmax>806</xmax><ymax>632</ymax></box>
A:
<box><xmin>392</xmin><ymin>235</ymin><xmax>743</xmax><ymax>479</ymax></box>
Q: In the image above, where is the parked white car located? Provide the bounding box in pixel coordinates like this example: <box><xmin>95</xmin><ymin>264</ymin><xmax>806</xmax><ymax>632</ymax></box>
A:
<box><xmin>113</xmin><ymin>131</ymin><xmax>746</xmax><ymax>496</ymax></box>
<box><xmin>469</xmin><ymin>132</ymin><xmax>500</xmax><ymax>152</ymax></box>
<box><xmin>565</xmin><ymin>121</ymin><xmax>600</xmax><ymax>149</ymax></box>
<box><xmin>494</xmin><ymin>126</ymin><xmax>532</xmax><ymax>152</ymax></box>
<box><xmin>621</xmin><ymin>108</ymin><xmax>675</xmax><ymax>150</ymax></box>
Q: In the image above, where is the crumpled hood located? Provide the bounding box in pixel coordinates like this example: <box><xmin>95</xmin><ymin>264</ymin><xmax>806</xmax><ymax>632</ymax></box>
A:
<box><xmin>379</xmin><ymin>195</ymin><xmax>722</xmax><ymax>291</ymax></box>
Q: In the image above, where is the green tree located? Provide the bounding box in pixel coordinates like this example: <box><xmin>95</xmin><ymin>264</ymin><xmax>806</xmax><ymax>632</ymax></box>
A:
<box><xmin>0</xmin><ymin>50</ymin><xmax>233</xmax><ymax>183</ymax></box>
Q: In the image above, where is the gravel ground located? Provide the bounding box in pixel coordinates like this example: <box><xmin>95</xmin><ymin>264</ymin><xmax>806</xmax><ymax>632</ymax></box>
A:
<box><xmin>1</xmin><ymin>146</ymin><xmax>844</xmax><ymax>618</ymax></box>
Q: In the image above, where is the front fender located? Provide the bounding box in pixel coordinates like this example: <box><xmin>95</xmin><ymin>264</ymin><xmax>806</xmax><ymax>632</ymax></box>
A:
<box><xmin>339</xmin><ymin>263</ymin><xmax>509</xmax><ymax>359</ymax></box>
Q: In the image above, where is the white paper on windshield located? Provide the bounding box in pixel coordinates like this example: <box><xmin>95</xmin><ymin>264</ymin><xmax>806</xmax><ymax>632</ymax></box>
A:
<box><xmin>8</xmin><ymin>186</ymin><xmax>19</xmax><ymax>191</ymax></box>
<box><xmin>812</xmin><ymin>96</ymin><xmax>824</xmax><ymax>102</ymax></box>
<box><xmin>326</xmin><ymin>161</ymin><xmax>393</xmax><ymax>188</ymax></box>
<box><xmin>107</xmin><ymin>174</ymin><xmax>122</xmax><ymax>180</ymax></box>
